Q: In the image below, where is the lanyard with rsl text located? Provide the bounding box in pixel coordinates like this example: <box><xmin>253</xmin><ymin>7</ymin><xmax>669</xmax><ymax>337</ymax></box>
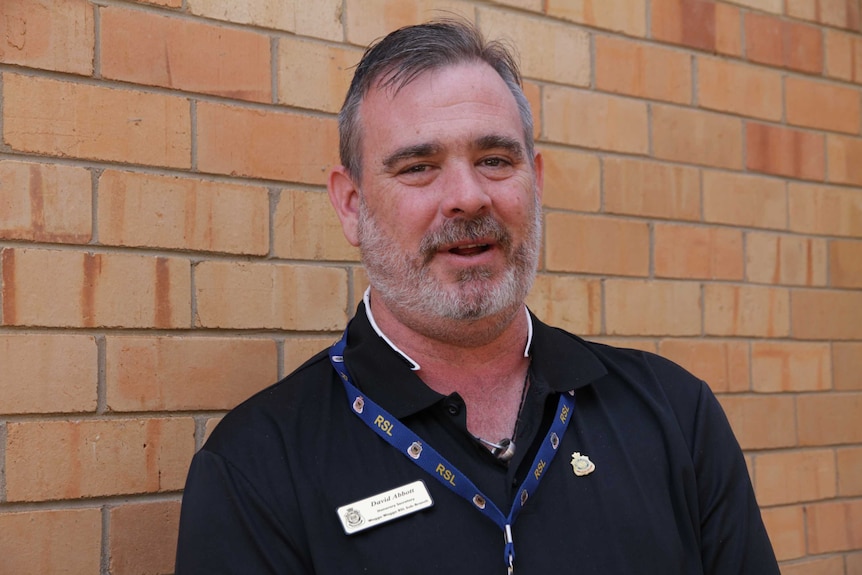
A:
<box><xmin>329</xmin><ymin>329</ymin><xmax>576</xmax><ymax>574</ymax></box>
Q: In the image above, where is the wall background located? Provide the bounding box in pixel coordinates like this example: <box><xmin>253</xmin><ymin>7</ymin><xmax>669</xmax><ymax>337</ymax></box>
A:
<box><xmin>1</xmin><ymin>0</ymin><xmax>861</xmax><ymax>573</ymax></box>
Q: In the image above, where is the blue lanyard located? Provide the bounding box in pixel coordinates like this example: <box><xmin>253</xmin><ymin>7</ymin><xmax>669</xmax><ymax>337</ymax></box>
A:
<box><xmin>329</xmin><ymin>329</ymin><xmax>576</xmax><ymax>574</ymax></box>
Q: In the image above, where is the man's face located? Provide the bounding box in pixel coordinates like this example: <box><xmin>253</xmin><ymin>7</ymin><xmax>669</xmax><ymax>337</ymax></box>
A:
<box><xmin>354</xmin><ymin>61</ymin><xmax>543</xmax><ymax>329</ymax></box>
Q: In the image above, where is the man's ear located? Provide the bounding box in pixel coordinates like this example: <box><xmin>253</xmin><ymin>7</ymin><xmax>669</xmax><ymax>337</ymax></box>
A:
<box><xmin>327</xmin><ymin>166</ymin><xmax>361</xmax><ymax>247</ymax></box>
<box><xmin>533</xmin><ymin>151</ymin><xmax>544</xmax><ymax>202</ymax></box>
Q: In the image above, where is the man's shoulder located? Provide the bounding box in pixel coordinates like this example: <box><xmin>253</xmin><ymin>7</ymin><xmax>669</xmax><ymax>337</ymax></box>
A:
<box><xmin>202</xmin><ymin>347</ymin><xmax>338</xmax><ymax>456</ymax></box>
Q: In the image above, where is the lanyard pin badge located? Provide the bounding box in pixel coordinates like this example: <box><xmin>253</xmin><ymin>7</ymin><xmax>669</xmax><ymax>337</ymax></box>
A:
<box><xmin>570</xmin><ymin>452</ymin><xmax>595</xmax><ymax>477</ymax></box>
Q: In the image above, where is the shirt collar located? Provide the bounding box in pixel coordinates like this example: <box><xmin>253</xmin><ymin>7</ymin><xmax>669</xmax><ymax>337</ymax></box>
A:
<box><xmin>363</xmin><ymin>287</ymin><xmax>534</xmax><ymax>371</ymax></box>
<box><xmin>343</xmin><ymin>299</ymin><xmax>608</xmax><ymax>418</ymax></box>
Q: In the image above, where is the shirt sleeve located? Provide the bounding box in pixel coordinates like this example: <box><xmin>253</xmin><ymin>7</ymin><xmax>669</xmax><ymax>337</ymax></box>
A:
<box><xmin>175</xmin><ymin>448</ymin><xmax>313</xmax><ymax>574</ymax></box>
<box><xmin>690</xmin><ymin>381</ymin><xmax>780</xmax><ymax>575</ymax></box>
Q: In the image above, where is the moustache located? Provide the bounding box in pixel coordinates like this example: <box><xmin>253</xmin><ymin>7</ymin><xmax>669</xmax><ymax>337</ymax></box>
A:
<box><xmin>419</xmin><ymin>216</ymin><xmax>512</xmax><ymax>263</ymax></box>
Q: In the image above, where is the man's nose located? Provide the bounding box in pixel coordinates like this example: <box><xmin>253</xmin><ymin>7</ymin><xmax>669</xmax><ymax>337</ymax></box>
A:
<box><xmin>440</xmin><ymin>164</ymin><xmax>491</xmax><ymax>218</ymax></box>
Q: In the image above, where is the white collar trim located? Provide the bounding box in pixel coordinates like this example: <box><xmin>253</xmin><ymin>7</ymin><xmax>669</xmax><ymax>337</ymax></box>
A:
<box><xmin>363</xmin><ymin>287</ymin><xmax>534</xmax><ymax>372</ymax></box>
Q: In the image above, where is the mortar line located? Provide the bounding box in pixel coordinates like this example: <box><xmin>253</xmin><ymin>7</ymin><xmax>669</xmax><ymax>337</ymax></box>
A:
<box><xmin>96</xmin><ymin>334</ymin><xmax>107</xmax><ymax>415</ymax></box>
<box><xmin>100</xmin><ymin>505</ymin><xmax>110</xmax><ymax>575</ymax></box>
<box><xmin>0</xmin><ymin>421</ymin><xmax>7</xmax><ymax>503</ymax></box>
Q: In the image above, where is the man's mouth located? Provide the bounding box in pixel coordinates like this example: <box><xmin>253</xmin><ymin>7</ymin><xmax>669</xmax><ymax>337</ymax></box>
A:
<box><xmin>448</xmin><ymin>243</ymin><xmax>492</xmax><ymax>257</ymax></box>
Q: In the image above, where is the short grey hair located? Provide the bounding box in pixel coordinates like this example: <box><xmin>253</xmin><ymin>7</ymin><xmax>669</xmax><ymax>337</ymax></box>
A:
<box><xmin>338</xmin><ymin>19</ymin><xmax>535</xmax><ymax>181</ymax></box>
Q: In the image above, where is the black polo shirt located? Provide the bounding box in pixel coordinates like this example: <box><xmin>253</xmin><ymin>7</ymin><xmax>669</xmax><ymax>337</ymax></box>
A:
<box><xmin>175</xmin><ymin>304</ymin><xmax>779</xmax><ymax>574</ymax></box>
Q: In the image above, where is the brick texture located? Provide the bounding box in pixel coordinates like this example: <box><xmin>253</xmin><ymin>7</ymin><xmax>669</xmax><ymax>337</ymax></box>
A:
<box><xmin>546</xmin><ymin>0</ymin><xmax>647</xmax><ymax>36</ymax></box>
<box><xmin>745</xmin><ymin>233</ymin><xmax>828</xmax><ymax>286</ymax></box>
<box><xmin>109</xmin><ymin>501</ymin><xmax>181</xmax><ymax>575</ymax></box>
<box><xmin>3</xmin><ymin>1</ymin><xmax>862</xmax><ymax>571</ymax></box>
<box><xmin>1</xmin><ymin>248</ymin><xmax>191</xmax><ymax>328</ymax></box>
<box><xmin>0</xmin><ymin>160</ymin><xmax>92</xmax><ymax>244</ymax></box>
<box><xmin>105</xmin><ymin>336</ymin><xmax>278</xmax><ymax>411</ymax></box>
<box><xmin>5</xmin><ymin>418</ymin><xmax>195</xmax><ymax>501</ymax></box>
<box><xmin>0</xmin><ymin>0</ymin><xmax>94</xmax><ymax>75</ymax></box>
<box><xmin>101</xmin><ymin>7</ymin><xmax>271</xmax><ymax>102</ymax></box>
<box><xmin>0</xmin><ymin>508</ymin><xmax>102</xmax><ymax>574</ymax></box>
<box><xmin>603</xmin><ymin>158</ymin><xmax>700</xmax><ymax>220</ymax></box>
<box><xmin>0</xmin><ymin>334</ymin><xmax>97</xmax><ymax>414</ymax></box>
<box><xmin>98</xmin><ymin>170</ymin><xmax>269</xmax><ymax>255</ymax></box>
<box><xmin>3</xmin><ymin>74</ymin><xmax>191</xmax><ymax>168</ymax></box>
<box><xmin>543</xmin><ymin>87</ymin><xmax>649</xmax><ymax>154</ymax></box>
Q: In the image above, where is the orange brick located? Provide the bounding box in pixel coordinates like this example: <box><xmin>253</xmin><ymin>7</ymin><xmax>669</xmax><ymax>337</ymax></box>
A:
<box><xmin>0</xmin><ymin>508</ymin><xmax>101</xmax><ymax>574</ymax></box>
<box><xmin>746</xmin><ymin>123</ymin><xmax>825</xmax><ymax>181</ymax></box>
<box><xmin>1</xmin><ymin>248</ymin><xmax>190</xmax><ymax>328</ymax></box>
<box><xmin>850</xmin><ymin>552</ymin><xmax>862</xmax><ymax>575</ymax></box>
<box><xmin>541</xmin><ymin>148</ymin><xmax>601</xmax><ymax>212</ymax></box>
<box><xmin>0</xmin><ymin>0</ymin><xmax>93</xmax><ymax>74</ymax></box>
<box><xmin>595</xmin><ymin>35</ymin><xmax>691</xmax><ymax>104</ymax></box>
<box><xmin>3</xmin><ymin>74</ymin><xmax>190</xmax><ymax>168</ymax></box>
<box><xmin>827</xmin><ymin>134</ymin><xmax>862</xmax><ymax>186</ymax></box>
<box><xmin>697</xmin><ymin>57</ymin><xmax>783</xmax><ymax>121</ymax></box>
<box><xmin>789</xmin><ymin>0</ymin><xmax>862</xmax><ymax>30</ymax></box>
<box><xmin>344</xmin><ymin>0</ymin><xmax>472</xmax><ymax>47</ymax></box>
<box><xmin>754</xmin><ymin>449</ymin><xmax>836</xmax><ymax>506</ymax></box>
<box><xmin>106</xmin><ymin>336</ymin><xmax>277</xmax><ymax>411</ymax></box>
<box><xmin>284</xmin><ymin>336</ymin><xmax>335</xmax><ymax>374</ymax></box>
<box><xmin>98</xmin><ymin>170</ymin><xmax>268</xmax><ymax>255</ymax></box>
<box><xmin>0</xmin><ymin>334</ymin><xmax>97</xmax><ymax>414</ymax></box>
<box><xmin>745</xmin><ymin>232</ymin><xmax>828</xmax><ymax>286</ymax></box>
<box><xmin>834</xmin><ymin>342</ymin><xmax>862</xmax><ymax>390</ymax></box>
<box><xmin>204</xmin><ymin>416</ymin><xmax>223</xmax><ymax>443</ymax></box>
<box><xmin>481</xmin><ymin>8</ymin><xmax>593</xmax><ymax>86</ymax></box>
<box><xmin>5</xmin><ymin>417</ymin><xmax>195</xmax><ymax>501</ymax></box>
<box><xmin>792</xmin><ymin>289</ymin><xmax>862</xmax><ymax>339</ymax></box>
<box><xmin>188</xmin><ymin>0</ymin><xmax>343</xmax><ymax>40</ymax></box>
<box><xmin>651</xmin><ymin>0</ymin><xmax>742</xmax><ymax>56</ymax></box>
<box><xmin>603</xmin><ymin>158</ymin><xmax>700</xmax><ymax>220</ymax></box>
<box><xmin>132</xmin><ymin>0</ymin><xmax>181</xmax><ymax>6</ymax></box>
<box><xmin>658</xmin><ymin>339</ymin><xmax>750</xmax><ymax>393</ymax></box>
<box><xmin>798</xmin><ymin>392</ymin><xmax>862</xmax><ymax>445</ymax></box>
<box><xmin>195</xmin><ymin>261</ymin><xmax>347</xmax><ymax>330</ymax></box>
<box><xmin>838</xmin><ymin>447</ymin><xmax>862</xmax><ymax>496</ymax></box>
<box><xmin>831</xmin><ymin>240</ymin><xmax>862</xmax><ymax>288</ymax></box>
<box><xmin>196</xmin><ymin>102</ymin><xmax>337</xmax><ymax>185</ymax></box>
<box><xmin>806</xmin><ymin>500</ymin><xmax>862</xmax><ymax>554</ymax></box>
<box><xmin>277</xmin><ymin>36</ymin><xmax>359</xmax><ymax>113</ymax></box>
<box><xmin>789</xmin><ymin>182</ymin><xmax>862</xmax><ymax>237</ymax></box>
<box><xmin>547</xmin><ymin>0</ymin><xmax>647</xmax><ymax>35</ymax></box>
<box><xmin>752</xmin><ymin>341</ymin><xmax>831</xmax><ymax>393</ymax></box>
<box><xmin>717</xmin><ymin>394</ymin><xmax>796</xmax><ymax>449</ymax></box>
<box><xmin>760</xmin><ymin>506</ymin><xmax>806</xmax><ymax>561</ymax></box>
<box><xmin>786</xmin><ymin>77</ymin><xmax>861</xmax><ymax>134</ymax></box>
<box><xmin>526</xmin><ymin>275</ymin><xmax>602</xmax><ymax>335</ymax></box>
<box><xmin>273</xmin><ymin>189</ymin><xmax>359</xmax><ymax>261</ymax></box>
<box><xmin>545</xmin><ymin>213</ymin><xmax>650</xmax><ymax>276</ymax></box>
<box><xmin>0</xmin><ymin>160</ymin><xmax>91</xmax><ymax>244</ymax></box>
<box><xmin>825</xmin><ymin>29</ymin><xmax>862</xmax><ymax>83</ymax></box>
<box><xmin>487</xmin><ymin>0</ymin><xmax>543</xmax><ymax>10</ymax></box>
<box><xmin>605</xmin><ymin>279</ymin><xmax>701</xmax><ymax>336</ymax></box>
<box><xmin>101</xmin><ymin>8</ymin><xmax>270</xmax><ymax>102</ymax></box>
<box><xmin>704</xmin><ymin>284</ymin><xmax>790</xmax><ymax>337</ymax></box>
<box><xmin>654</xmin><ymin>224</ymin><xmax>743</xmax><ymax>280</ymax></box>
<box><xmin>781</xmin><ymin>555</ymin><xmax>847</xmax><ymax>575</ymax></box>
<box><xmin>702</xmin><ymin>170</ymin><xmax>786</xmax><ymax>229</ymax></box>
<box><xmin>744</xmin><ymin>13</ymin><xmax>823</xmax><ymax>74</ymax></box>
<box><xmin>543</xmin><ymin>87</ymin><xmax>648</xmax><ymax>154</ymax></box>
<box><xmin>652</xmin><ymin>105</ymin><xmax>743</xmax><ymax>169</ymax></box>
<box><xmin>110</xmin><ymin>500</ymin><xmax>181</xmax><ymax>575</ymax></box>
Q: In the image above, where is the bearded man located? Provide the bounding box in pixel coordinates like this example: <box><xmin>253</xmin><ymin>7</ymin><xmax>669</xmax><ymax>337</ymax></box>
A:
<box><xmin>176</xmin><ymin>20</ymin><xmax>779</xmax><ymax>575</ymax></box>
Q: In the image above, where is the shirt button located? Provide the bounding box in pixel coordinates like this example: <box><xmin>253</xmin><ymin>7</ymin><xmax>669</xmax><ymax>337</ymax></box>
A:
<box><xmin>446</xmin><ymin>402</ymin><xmax>461</xmax><ymax>416</ymax></box>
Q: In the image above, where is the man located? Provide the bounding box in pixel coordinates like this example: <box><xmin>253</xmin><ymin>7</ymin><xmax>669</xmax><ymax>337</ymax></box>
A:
<box><xmin>176</xmin><ymin>20</ymin><xmax>779</xmax><ymax>574</ymax></box>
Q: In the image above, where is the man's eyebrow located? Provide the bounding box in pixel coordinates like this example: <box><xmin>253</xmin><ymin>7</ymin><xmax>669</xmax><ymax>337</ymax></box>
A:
<box><xmin>476</xmin><ymin>135</ymin><xmax>525</xmax><ymax>161</ymax></box>
<box><xmin>382</xmin><ymin>143</ymin><xmax>442</xmax><ymax>170</ymax></box>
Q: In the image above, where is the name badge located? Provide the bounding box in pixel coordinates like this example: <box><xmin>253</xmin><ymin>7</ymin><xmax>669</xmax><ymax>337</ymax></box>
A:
<box><xmin>336</xmin><ymin>480</ymin><xmax>434</xmax><ymax>535</ymax></box>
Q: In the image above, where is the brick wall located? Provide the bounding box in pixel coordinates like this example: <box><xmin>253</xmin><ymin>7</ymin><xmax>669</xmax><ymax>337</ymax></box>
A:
<box><xmin>1</xmin><ymin>0</ymin><xmax>860</xmax><ymax>573</ymax></box>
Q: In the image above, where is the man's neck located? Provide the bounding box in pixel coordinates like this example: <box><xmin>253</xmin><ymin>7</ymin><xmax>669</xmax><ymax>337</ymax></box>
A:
<box><xmin>366</xmin><ymin>289</ymin><xmax>532</xmax><ymax>441</ymax></box>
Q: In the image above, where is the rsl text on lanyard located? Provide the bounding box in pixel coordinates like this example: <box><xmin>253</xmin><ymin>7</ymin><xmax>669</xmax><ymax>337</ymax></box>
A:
<box><xmin>329</xmin><ymin>329</ymin><xmax>576</xmax><ymax>575</ymax></box>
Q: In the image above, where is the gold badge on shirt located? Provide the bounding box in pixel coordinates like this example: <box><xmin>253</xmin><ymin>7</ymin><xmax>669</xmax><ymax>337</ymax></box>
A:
<box><xmin>570</xmin><ymin>452</ymin><xmax>595</xmax><ymax>477</ymax></box>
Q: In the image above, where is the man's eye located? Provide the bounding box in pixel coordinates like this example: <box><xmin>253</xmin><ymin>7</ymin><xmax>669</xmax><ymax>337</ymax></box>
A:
<box><xmin>481</xmin><ymin>157</ymin><xmax>509</xmax><ymax>167</ymax></box>
<box><xmin>402</xmin><ymin>164</ymin><xmax>429</xmax><ymax>174</ymax></box>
